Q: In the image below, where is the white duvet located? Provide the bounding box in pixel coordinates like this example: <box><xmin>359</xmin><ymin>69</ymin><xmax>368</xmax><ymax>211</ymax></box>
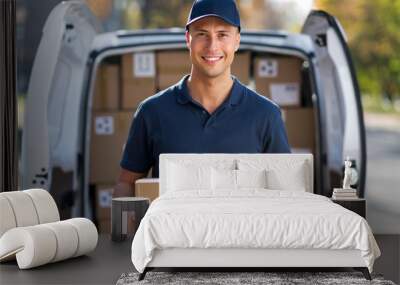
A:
<box><xmin>131</xmin><ymin>190</ymin><xmax>380</xmax><ymax>273</ymax></box>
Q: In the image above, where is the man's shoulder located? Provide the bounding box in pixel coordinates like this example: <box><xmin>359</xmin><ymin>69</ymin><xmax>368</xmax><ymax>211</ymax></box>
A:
<box><xmin>241</xmin><ymin>83</ymin><xmax>281</xmax><ymax>115</ymax></box>
<box><xmin>136</xmin><ymin>84</ymin><xmax>178</xmax><ymax>113</ymax></box>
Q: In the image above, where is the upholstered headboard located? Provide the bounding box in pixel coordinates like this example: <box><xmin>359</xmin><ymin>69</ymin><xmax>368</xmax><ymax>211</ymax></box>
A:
<box><xmin>159</xmin><ymin>153</ymin><xmax>313</xmax><ymax>195</ymax></box>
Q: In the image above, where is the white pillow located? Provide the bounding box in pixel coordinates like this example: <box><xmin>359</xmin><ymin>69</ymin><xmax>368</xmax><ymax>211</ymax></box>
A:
<box><xmin>211</xmin><ymin>168</ymin><xmax>268</xmax><ymax>190</ymax></box>
<box><xmin>166</xmin><ymin>162</ymin><xmax>211</xmax><ymax>191</ymax></box>
<box><xmin>266</xmin><ymin>164</ymin><xmax>307</xmax><ymax>191</ymax></box>
<box><xmin>236</xmin><ymin>169</ymin><xmax>267</xmax><ymax>188</ymax></box>
<box><xmin>211</xmin><ymin>168</ymin><xmax>237</xmax><ymax>190</ymax></box>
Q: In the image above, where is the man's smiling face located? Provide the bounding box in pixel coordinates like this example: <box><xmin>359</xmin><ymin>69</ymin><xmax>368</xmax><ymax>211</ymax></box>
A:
<box><xmin>186</xmin><ymin>16</ymin><xmax>240</xmax><ymax>80</ymax></box>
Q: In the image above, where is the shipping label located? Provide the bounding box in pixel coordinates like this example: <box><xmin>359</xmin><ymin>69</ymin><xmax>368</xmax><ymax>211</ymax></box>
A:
<box><xmin>98</xmin><ymin>190</ymin><xmax>112</xmax><ymax>208</ymax></box>
<box><xmin>270</xmin><ymin>83</ymin><xmax>300</xmax><ymax>106</ymax></box>
<box><xmin>95</xmin><ymin>116</ymin><xmax>114</xmax><ymax>135</ymax></box>
<box><xmin>258</xmin><ymin>59</ymin><xmax>278</xmax><ymax>77</ymax></box>
<box><xmin>134</xmin><ymin>52</ymin><xmax>155</xmax><ymax>77</ymax></box>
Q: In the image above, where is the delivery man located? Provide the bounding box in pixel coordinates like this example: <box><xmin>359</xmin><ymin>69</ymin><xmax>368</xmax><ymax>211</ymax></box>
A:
<box><xmin>113</xmin><ymin>0</ymin><xmax>290</xmax><ymax>197</ymax></box>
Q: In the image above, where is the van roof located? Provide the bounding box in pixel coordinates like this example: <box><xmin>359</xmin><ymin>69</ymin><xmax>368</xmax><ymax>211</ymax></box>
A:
<box><xmin>90</xmin><ymin>29</ymin><xmax>315</xmax><ymax>61</ymax></box>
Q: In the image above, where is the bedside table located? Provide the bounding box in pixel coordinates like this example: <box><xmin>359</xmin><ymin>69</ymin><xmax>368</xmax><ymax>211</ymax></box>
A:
<box><xmin>111</xmin><ymin>197</ymin><xmax>150</xmax><ymax>242</ymax></box>
<box><xmin>331</xmin><ymin>198</ymin><xmax>366</xmax><ymax>218</ymax></box>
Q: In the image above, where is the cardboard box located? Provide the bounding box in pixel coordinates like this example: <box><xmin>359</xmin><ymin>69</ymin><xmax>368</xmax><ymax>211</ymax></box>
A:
<box><xmin>90</xmin><ymin>111</ymin><xmax>133</xmax><ymax>183</ymax></box>
<box><xmin>122</xmin><ymin>53</ymin><xmax>156</xmax><ymax>109</ymax></box>
<box><xmin>157</xmin><ymin>51</ymin><xmax>191</xmax><ymax>90</ymax></box>
<box><xmin>95</xmin><ymin>184</ymin><xmax>113</xmax><ymax>220</ymax></box>
<box><xmin>281</xmin><ymin>107</ymin><xmax>315</xmax><ymax>153</ymax></box>
<box><xmin>254</xmin><ymin>56</ymin><xmax>303</xmax><ymax>107</ymax></box>
<box><xmin>97</xmin><ymin>212</ymin><xmax>137</xmax><ymax>235</ymax></box>
<box><xmin>93</xmin><ymin>64</ymin><xmax>120</xmax><ymax>110</ymax></box>
<box><xmin>97</xmin><ymin>217</ymin><xmax>137</xmax><ymax>235</ymax></box>
<box><xmin>135</xmin><ymin>178</ymin><xmax>159</xmax><ymax>202</ymax></box>
<box><xmin>98</xmin><ymin>218</ymin><xmax>111</xmax><ymax>234</ymax></box>
<box><xmin>231</xmin><ymin>51</ymin><xmax>250</xmax><ymax>85</ymax></box>
<box><xmin>156</xmin><ymin>51</ymin><xmax>250</xmax><ymax>88</ymax></box>
<box><xmin>291</xmin><ymin>147</ymin><xmax>314</xmax><ymax>154</ymax></box>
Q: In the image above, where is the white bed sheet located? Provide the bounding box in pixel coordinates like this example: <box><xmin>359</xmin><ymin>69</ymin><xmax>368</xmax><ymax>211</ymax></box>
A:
<box><xmin>131</xmin><ymin>190</ymin><xmax>380</xmax><ymax>273</ymax></box>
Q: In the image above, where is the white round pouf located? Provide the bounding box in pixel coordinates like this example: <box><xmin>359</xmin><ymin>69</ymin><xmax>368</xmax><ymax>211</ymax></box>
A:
<box><xmin>0</xmin><ymin>226</ymin><xmax>57</xmax><ymax>269</ymax></box>
<box><xmin>24</xmin><ymin>189</ymin><xmax>60</xmax><ymax>223</ymax></box>
<box><xmin>65</xmin><ymin>218</ymin><xmax>98</xmax><ymax>257</ymax></box>
<box><xmin>1</xmin><ymin>191</ymin><xmax>39</xmax><ymax>227</ymax></box>
<box><xmin>0</xmin><ymin>190</ymin><xmax>98</xmax><ymax>269</ymax></box>
<box><xmin>0</xmin><ymin>196</ymin><xmax>17</xmax><ymax>237</ymax></box>
<box><xmin>42</xmin><ymin>221</ymin><xmax>79</xmax><ymax>262</ymax></box>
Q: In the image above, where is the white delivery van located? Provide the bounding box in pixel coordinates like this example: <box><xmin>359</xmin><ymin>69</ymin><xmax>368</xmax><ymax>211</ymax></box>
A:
<box><xmin>21</xmin><ymin>1</ymin><xmax>366</xmax><ymax>219</ymax></box>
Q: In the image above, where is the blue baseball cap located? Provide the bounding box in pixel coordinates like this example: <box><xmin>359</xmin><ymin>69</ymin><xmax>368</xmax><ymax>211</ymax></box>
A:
<box><xmin>186</xmin><ymin>0</ymin><xmax>241</xmax><ymax>32</ymax></box>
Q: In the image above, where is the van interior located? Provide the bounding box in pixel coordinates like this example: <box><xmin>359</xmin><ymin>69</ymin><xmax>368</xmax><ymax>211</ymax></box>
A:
<box><xmin>82</xmin><ymin>48</ymin><xmax>320</xmax><ymax>233</ymax></box>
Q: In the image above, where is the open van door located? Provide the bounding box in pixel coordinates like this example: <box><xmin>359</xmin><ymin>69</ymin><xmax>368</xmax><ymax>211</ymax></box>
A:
<box><xmin>301</xmin><ymin>10</ymin><xmax>367</xmax><ymax>197</ymax></box>
<box><xmin>21</xmin><ymin>1</ymin><xmax>102</xmax><ymax>213</ymax></box>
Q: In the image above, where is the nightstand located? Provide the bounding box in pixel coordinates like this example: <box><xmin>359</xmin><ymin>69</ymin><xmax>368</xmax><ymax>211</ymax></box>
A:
<box><xmin>331</xmin><ymin>198</ymin><xmax>366</xmax><ymax>218</ymax></box>
<box><xmin>111</xmin><ymin>197</ymin><xmax>150</xmax><ymax>242</ymax></box>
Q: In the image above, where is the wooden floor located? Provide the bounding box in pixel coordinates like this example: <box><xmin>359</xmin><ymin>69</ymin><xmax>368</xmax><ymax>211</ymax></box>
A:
<box><xmin>0</xmin><ymin>234</ymin><xmax>398</xmax><ymax>284</ymax></box>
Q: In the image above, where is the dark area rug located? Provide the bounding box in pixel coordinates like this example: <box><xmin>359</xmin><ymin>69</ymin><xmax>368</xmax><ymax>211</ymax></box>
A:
<box><xmin>116</xmin><ymin>271</ymin><xmax>396</xmax><ymax>285</ymax></box>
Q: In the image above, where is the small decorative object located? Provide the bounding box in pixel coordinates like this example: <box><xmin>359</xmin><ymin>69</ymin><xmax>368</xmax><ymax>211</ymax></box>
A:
<box><xmin>332</xmin><ymin>157</ymin><xmax>358</xmax><ymax>200</ymax></box>
<box><xmin>343</xmin><ymin>157</ymin><xmax>352</xmax><ymax>190</ymax></box>
<box><xmin>111</xmin><ymin>197</ymin><xmax>149</xmax><ymax>242</ymax></box>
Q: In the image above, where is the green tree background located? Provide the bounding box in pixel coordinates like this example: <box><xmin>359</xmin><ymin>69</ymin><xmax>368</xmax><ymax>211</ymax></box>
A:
<box><xmin>317</xmin><ymin>0</ymin><xmax>400</xmax><ymax>111</ymax></box>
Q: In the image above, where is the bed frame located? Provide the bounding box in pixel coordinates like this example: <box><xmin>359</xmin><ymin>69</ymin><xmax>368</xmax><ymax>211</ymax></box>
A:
<box><xmin>139</xmin><ymin>248</ymin><xmax>371</xmax><ymax>280</ymax></box>
<box><xmin>138</xmin><ymin>154</ymin><xmax>372</xmax><ymax>281</ymax></box>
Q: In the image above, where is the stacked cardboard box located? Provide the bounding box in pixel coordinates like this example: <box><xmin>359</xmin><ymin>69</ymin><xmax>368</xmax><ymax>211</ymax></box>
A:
<box><xmin>135</xmin><ymin>178</ymin><xmax>159</xmax><ymax>202</ymax></box>
<box><xmin>254</xmin><ymin>56</ymin><xmax>303</xmax><ymax>107</ymax></box>
<box><xmin>90</xmin><ymin>111</ymin><xmax>133</xmax><ymax>184</ymax></box>
<box><xmin>281</xmin><ymin>107</ymin><xmax>315</xmax><ymax>154</ymax></box>
<box><xmin>156</xmin><ymin>51</ymin><xmax>191</xmax><ymax>90</ymax></box>
<box><xmin>122</xmin><ymin>52</ymin><xmax>156</xmax><ymax>109</ymax></box>
<box><xmin>231</xmin><ymin>51</ymin><xmax>250</xmax><ymax>85</ymax></box>
<box><xmin>93</xmin><ymin>64</ymin><xmax>120</xmax><ymax>110</ymax></box>
<box><xmin>156</xmin><ymin>50</ymin><xmax>251</xmax><ymax>89</ymax></box>
<box><xmin>90</xmin><ymin>54</ymin><xmax>157</xmax><ymax>228</ymax></box>
<box><xmin>95</xmin><ymin>185</ymin><xmax>113</xmax><ymax>233</ymax></box>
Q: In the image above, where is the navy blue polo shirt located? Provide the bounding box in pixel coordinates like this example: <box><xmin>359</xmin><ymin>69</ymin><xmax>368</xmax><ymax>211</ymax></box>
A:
<box><xmin>120</xmin><ymin>75</ymin><xmax>291</xmax><ymax>177</ymax></box>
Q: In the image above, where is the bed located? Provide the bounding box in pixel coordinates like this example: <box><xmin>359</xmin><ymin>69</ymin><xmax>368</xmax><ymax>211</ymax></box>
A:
<box><xmin>131</xmin><ymin>154</ymin><xmax>380</xmax><ymax>280</ymax></box>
